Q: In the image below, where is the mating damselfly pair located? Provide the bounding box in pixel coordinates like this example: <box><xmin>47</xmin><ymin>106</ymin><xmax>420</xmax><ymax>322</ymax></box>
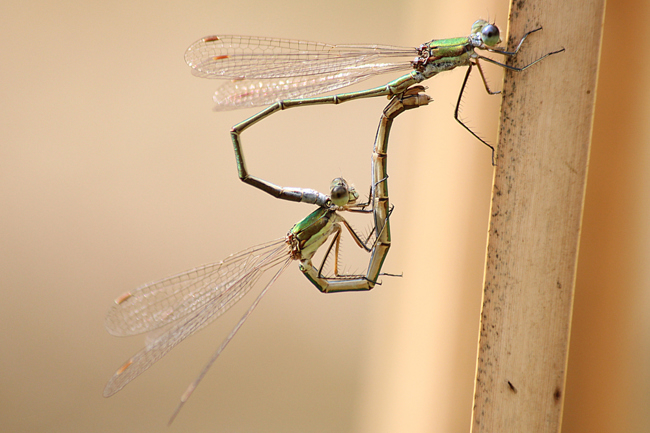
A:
<box><xmin>104</xmin><ymin>19</ymin><xmax>563</xmax><ymax>423</ymax></box>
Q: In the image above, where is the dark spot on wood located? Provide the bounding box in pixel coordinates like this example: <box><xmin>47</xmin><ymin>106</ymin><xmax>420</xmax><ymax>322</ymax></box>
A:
<box><xmin>554</xmin><ymin>387</ymin><xmax>562</xmax><ymax>402</ymax></box>
<box><xmin>508</xmin><ymin>381</ymin><xmax>518</xmax><ymax>393</ymax></box>
<box><xmin>557</xmin><ymin>280</ymin><xmax>562</xmax><ymax>289</ymax></box>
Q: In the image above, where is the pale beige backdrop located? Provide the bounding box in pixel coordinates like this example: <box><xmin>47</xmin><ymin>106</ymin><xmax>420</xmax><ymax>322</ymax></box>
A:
<box><xmin>1</xmin><ymin>0</ymin><xmax>648</xmax><ymax>432</ymax></box>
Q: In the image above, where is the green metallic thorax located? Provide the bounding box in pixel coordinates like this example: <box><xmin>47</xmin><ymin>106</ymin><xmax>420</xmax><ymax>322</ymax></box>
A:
<box><xmin>289</xmin><ymin>207</ymin><xmax>339</xmax><ymax>261</ymax></box>
<box><xmin>421</xmin><ymin>37</ymin><xmax>473</xmax><ymax>74</ymax></box>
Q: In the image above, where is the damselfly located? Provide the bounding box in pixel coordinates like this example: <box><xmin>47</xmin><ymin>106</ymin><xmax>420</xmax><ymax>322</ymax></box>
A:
<box><xmin>186</xmin><ymin>20</ymin><xmax>564</xmax><ymax>163</ymax></box>
<box><xmin>103</xmin><ymin>89</ymin><xmax>431</xmax><ymax>424</ymax></box>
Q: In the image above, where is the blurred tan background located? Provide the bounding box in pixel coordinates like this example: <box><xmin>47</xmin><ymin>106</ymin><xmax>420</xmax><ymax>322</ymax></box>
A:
<box><xmin>1</xmin><ymin>0</ymin><xmax>647</xmax><ymax>432</ymax></box>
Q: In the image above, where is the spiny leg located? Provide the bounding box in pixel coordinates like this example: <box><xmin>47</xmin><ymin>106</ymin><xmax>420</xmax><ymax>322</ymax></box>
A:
<box><xmin>316</xmin><ymin>212</ymin><xmax>390</xmax><ymax>281</ymax></box>
<box><xmin>478</xmin><ymin>46</ymin><xmax>565</xmax><ymax>72</ymax></box>
<box><xmin>318</xmin><ymin>225</ymin><xmax>342</xmax><ymax>278</ymax></box>
<box><xmin>476</xmin><ymin>60</ymin><xmax>501</xmax><ymax>95</ymax></box>
<box><xmin>482</xmin><ymin>26</ymin><xmax>565</xmax><ymax>69</ymax></box>
<box><xmin>454</xmin><ymin>63</ymin><xmax>496</xmax><ymax>165</ymax></box>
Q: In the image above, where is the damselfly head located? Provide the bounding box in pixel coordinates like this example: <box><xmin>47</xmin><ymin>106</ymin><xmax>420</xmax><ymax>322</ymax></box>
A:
<box><xmin>329</xmin><ymin>177</ymin><xmax>358</xmax><ymax>207</ymax></box>
<box><xmin>471</xmin><ymin>19</ymin><xmax>501</xmax><ymax>48</ymax></box>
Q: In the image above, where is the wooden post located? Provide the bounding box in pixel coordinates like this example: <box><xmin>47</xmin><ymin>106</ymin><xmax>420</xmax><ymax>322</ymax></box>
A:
<box><xmin>470</xmin><ymin>0</ymin><xmax>606</xmax><ymax>432</ymax></box>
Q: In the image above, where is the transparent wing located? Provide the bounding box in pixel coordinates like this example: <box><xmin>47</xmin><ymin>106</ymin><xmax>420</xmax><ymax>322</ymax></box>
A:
<box><xmin>167</xmin><ymin>258</ymin><xmax>293</xmax><ymax>424</ymax></box>
<box><xmin>105</xmin><ymin>238</ymin><xmax>288</xmax><ymax>337</ymax></box>
<box><xmin>103</xmin><ymin>240</ymin><xmax>291</xmax><ymax>397</ymax></box>
<box><xmin>185</xmin><ymin>35</ymin><xmax>417</xmax><ymax>80</ymax></box>
<box><xmin>185</xmin><ymin>35</ymin><xmax>417</xmax><ymax>109</ymax></box>
<box><xmin>211</xmin><ymin>63</ymin><xmax>413</xmax><ymax>110</ymax></box>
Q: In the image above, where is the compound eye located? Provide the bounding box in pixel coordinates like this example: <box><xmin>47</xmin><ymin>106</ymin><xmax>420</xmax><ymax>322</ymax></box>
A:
<box><xmin>481</xmin><ymin>24</ymin><xmax>500</xmax><ymax>46</ymax></box>
<box><xmin>331</xmin><ymin>185</ymin><xmax>348</xmax><ymax>202</ymax></box>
